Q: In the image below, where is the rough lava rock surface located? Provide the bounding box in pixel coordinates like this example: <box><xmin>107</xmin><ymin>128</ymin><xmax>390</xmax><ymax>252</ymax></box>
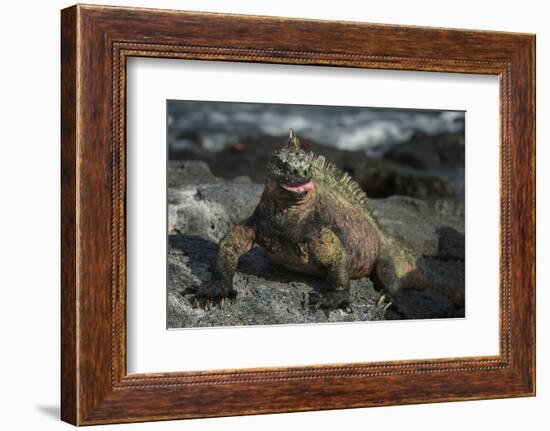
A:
<box><xmin>167</xmin><ymin>161</ymin><xmax>465</xmax><ymax>328</ymax></box>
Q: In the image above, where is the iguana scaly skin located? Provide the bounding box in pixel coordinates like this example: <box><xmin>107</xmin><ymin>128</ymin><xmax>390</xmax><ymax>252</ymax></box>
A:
<box><xmin>201</xmin><ymin>130</ymin><xmax>420</xmax><ymax>310</ymax></box>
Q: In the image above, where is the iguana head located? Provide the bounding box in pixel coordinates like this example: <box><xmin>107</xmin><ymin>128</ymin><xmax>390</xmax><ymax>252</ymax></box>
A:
<box><xmin>266</xmin><ymin>129</ymin><xmax>315</xmax><ymax>197</ymax></box>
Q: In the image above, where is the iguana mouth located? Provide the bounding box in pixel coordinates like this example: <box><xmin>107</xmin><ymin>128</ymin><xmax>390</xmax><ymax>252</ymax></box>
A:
<box><xmin>279</xmin><ymin>181</ymin><xmax>314</xmax><ymax>193</ymax></box>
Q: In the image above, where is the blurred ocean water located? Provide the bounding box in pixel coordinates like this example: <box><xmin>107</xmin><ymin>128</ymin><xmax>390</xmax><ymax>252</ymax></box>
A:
<box><xmin>168</xmin><ymin>100</ymin><xmax>465</xmax><ymax>156</ymax></box>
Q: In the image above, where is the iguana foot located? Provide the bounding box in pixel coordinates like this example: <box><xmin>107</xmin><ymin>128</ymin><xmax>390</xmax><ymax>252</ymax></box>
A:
<box><xmin>193</xmin><ymin>277</ymin><xmax>237</xmax><ymax>309</ymax></box>
<box><xmin>324</xmin><ymin>290</ymin><xmax>352</xmax><ymax>313</ymax></box>
<box><xmin>376</xmin><ymin>293</ymin><xmax>393</xmax><ymax>315</ymax></box>
<box><xmin>303</xmin><ymin>289</ymin><xmax>352</xmax><ymax>316</ymax></box>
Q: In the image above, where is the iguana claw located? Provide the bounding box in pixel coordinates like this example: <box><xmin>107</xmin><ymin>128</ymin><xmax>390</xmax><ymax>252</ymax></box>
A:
<box><xmin>193</xmin><ymin>277</ymin><xmax>237</xmax><ymax>309</ymax></box>
<box><xmin>303</xmin><ymin>289</ymin><xmax>351</xmax><ymax>315</ymax></box>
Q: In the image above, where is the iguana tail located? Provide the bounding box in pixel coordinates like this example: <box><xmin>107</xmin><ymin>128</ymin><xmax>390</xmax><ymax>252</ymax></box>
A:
<box><xmin>372</xmin><ymin>236</ymin><xmax>429</xmax><ymax>295</ymax></box>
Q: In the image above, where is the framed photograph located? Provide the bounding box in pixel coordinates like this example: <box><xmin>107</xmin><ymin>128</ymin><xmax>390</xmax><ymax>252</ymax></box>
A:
<box><xmin>61</xmin><ymin>4</ymin><xmax>535</xmax><ymax>425</ymax></box>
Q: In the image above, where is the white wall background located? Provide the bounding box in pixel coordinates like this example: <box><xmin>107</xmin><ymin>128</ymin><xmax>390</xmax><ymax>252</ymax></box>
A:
<box><xmin>0</xmin><ymin>0</ymin><xmax>546</xmax><ymax>429</ymax></box>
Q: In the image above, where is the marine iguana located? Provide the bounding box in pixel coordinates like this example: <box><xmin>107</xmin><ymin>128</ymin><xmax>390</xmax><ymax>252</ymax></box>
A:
<box><xmin>200</xmin><ymin>129</ymin><xmax>421</xmax><ymax>310</ymax></box>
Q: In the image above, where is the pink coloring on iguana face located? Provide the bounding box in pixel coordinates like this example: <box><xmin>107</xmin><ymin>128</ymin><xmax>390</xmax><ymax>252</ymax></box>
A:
<box><xmin>279</xmin><ymin>181</ymin><xmax>315</xmax><ymax>193</ymax></box>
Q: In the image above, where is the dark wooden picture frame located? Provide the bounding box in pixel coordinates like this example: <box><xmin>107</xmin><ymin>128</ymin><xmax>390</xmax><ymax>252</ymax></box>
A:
<box><xmin>61</xmin><ymin>4</ymin><xmax>535</xmax><ymax>425</ymax></box>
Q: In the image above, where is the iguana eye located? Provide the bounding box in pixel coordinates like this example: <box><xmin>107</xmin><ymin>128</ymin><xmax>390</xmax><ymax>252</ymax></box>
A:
<box><xmin>270</xmin><ymin>157</ymin><xmax>284</xmax><ymax>169</ymax></box>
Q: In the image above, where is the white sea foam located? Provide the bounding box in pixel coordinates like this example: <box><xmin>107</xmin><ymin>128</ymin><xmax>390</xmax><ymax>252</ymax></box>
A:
<box><xmin>168</xmin><ymin>101</ymin><xmax>464</xmax><ymax>154</ymax></box>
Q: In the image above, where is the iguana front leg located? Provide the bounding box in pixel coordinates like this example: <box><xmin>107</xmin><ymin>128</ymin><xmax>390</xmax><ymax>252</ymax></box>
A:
<box><xmin>308</xmin><ymin>228</ymin><xmax>351</xmax><ymax>311</ymax></box>
<box><xmin>200</xmin><ymin>217</ymin><xmax>256</xmax><ymax>300</ymax></box>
